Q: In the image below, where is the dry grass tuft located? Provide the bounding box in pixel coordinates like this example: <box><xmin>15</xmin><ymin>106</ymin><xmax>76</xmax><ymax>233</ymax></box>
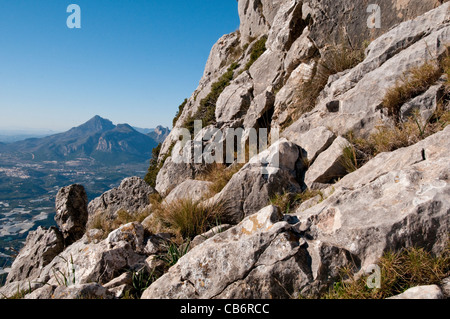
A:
<box><xmin>343</xmin><ymin>105</ymin><xmax>450</xmax><ymax>173</ymax></box>
<box><xmin>382</xmin><ymin>62</ymin><xmax>442</xmax><ymax>121</ymax></box>
<box><xmin>270</xmin><ymin>189</ymin><xmax>324</xmax><ymax>214</ymax></box>
<box><xmin>197</xmin><ymin>163</ymin><xmax>244</xmax><ymax>195</ymax></box>
<box><xmin>87</xmin><ymin>208</ymin><xmax>151</xmax><ymax>240</ymax></box>
<box><xmin>283</xmin><ymin>44</ymin><xmax>365</xmax><ymax>130</ymax></box>
<box><xmin>320</xmin><ymin>242</ymin><xmax>450</xmax><ymax>299</ymax></box>
<box><xmin>150</xmin><ymin>198</ymin><xmax>225</xmax><ymax>240</ymax></box>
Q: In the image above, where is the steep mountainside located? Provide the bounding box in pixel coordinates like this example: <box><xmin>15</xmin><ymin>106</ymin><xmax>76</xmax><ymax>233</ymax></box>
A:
<box><xmin>155</xmin><ymin>0</ymin><xmax>447</xmax><ymax>195</ymax></box>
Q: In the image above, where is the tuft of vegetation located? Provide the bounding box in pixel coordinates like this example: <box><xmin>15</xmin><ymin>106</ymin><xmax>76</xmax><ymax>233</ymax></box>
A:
<box><xmin>340</xmin><ymin>54</ymin><xmax>450</xmax><ymax>173</ymax></box>
<box><xmin>128</xmin><ymin>269</ymin><xmax>158</xmax><ymax>299</ymax></box>
<box><xmin>197</xmin><ymin>163</ymin><xmax>244</xmax><ymax>195</ymax></box>
<box><xmin>382</xmin><ymin>62</ymin><xmax>443</xmax><ymax>121</ymax></box>
<box><xmin>151</xmin><ymin>198</ymin><xmax>225</xmax><ymax>240</ymax></box>
<box><xmin>87</xmin><ymin>208</ymin><xmax>151</xmax><ymax>239</ymax></box>
<box><xmin>157</xmin><ymin>241</ymin><xmax>191</xmax><ymax>268</ymax></box>
<box><xmin>319</xmin><ymin>243</ymin><xmax>450</xmax><ymax>299</ymax></box>
<box><xmin>342</xmin><ymin>105</ymin><xmax>450</xmax><ymax>174</ymax></box>
<box><xmin>51</xmin><ymin>255</ymin><xmax>76</xmax><ymax>288</ymax></box>
<box><xmin>321</xmin><ymin>43</ymin><xmax>366</xmax><ymax>75</ymax></box>
<box><xmin>443</xmin><ymin>52</ymin><xmax>450</xmax><ymax>90</ymax></box>
<box><xmin>1</xmin><ymin>281</ymin><xmax>32</xmax><ymax>299</ymax></box>
<box><xmin>144</xmin><ymin>143</ymin><xmax>163</xmax><ymax>187</ymax></box>
<box><xmin>340</xmin><ymin>144</ymin><xmax>360</xmax><ymax>174</ymax></box>
<box><xmin>172</xmin><ymin>98</ymin><xmax>188</xmax><ymax>127</ymax></box>
<box><xmin>244</xmin><ymin>36</ymin><xmax>267</xmax><ymax>70</ymax></box>
<box><xmin>270</xmin><ymin>189</ymin><xmax>324</xmax><ymax>214</ymax></box>
<box><xmin>144</xmin><ymin>142</ymin><xmax>175</xmax><ymax>188</ymax></box>
<box><xmin>282</xmin><ymin>43</ymin><xmax>365</xmax><ymax>130</ymax></box>
<box><xmin>184</xmin><ymin>62</ymin><xmax>240</xmax><ymax>133</ymax></box>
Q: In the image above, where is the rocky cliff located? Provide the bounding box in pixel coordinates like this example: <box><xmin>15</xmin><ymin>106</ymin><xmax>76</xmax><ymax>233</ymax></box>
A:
<box><xmin>1</xmin><ymin>0</ymin><xmax>449</xmax><ymax>299</ymax></box>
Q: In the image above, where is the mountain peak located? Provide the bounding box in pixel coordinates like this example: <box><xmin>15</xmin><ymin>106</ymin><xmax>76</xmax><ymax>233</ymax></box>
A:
<box><xmin>87</xmin><ymin>115</ymin><xmax>113</xmax><ymax>125</ymax></box>
<box><xmin>114</xmin><ymin>123</ymin><xmax>135</xmax><ymax>132</ymax></box>
<box><xmin>77</xmin><ymin>116</ymin><xmax>115</xmax><ymax>133</ymax></box>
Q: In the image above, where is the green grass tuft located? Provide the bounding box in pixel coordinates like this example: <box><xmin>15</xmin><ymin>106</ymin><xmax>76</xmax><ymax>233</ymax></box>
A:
<box><xmin>172</xmin><ymin>98</ymin><xmax>188</xmax><ymax>127</ymax></box>
<box><xmin>144</xmin><ymin>142</ymin><xmax>175</xmax><ymax>188</ymax></box>
<box><xmin>244</xmin><ymin>36</ymin><xmax>267</xmax><ymax>70</ymax></box>
<box><xmin>184</xmin><ymin>62</ymin><xmax>240</xmax><ymax>132</ymax></box>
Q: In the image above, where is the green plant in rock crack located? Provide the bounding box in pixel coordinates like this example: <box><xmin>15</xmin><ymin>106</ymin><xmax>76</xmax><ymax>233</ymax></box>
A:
<box><xmin>157</xmin><ymin>240</ymin><xmax>191</xmax><ymax>268</ymax></box>
<box><xmin>52</xmin><ymin>254</ymin><xmax>76</xmax><ymax>287</ymax></box>
<box><xmin>130</xmin><ymin>268</ymin><xmax>158</xmax><ymax>298</ymax></box>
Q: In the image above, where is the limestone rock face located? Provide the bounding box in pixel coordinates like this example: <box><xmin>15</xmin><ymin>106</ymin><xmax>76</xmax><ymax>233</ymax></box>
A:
<box><xmin>34</xmin><ymin>237</ymin><xmax>146</xmax><ymax>288</ymax></box>
<box><xmin>272</xmin><ymin>59</ymin><xmax>317</xmax><ymax>126</ymax></box>
<box><xmin>164</xmin><ymin>179</ymin><xmax>213</xmax><ymax>205</ymax></box>
<box><xmin>55</xmin><ymin>184</ymin><xmax>88</xmax><ymax>245</ymax></box>
<box><xmin>266</xmin><ymin>0</ymin><xmax>304</xmax><ymax>52</ymax></box>
<box><xmin>303</xmin><ymin>0</ymin><xmax>443</xmax><ymax>49</ymax></box>
<box><xmin>88</xmin><ymin>176</ymin><xmax>155</xmax><ymax>219</ymax></box>
<box><xmin>287</xmin><ymin>126</ymin><xmax>336</xmax><ymax>163</ymax></box>
<box><xmin>5</xmin><ymin>226</ymin><xmax>64</xmax><ymax>284</ymax></box>
<box><xmin>156</xmin><ymin>1</ymin><xmax>449</xmax><ymax>199</ymax></box>
<box><xmin>155</xmin><ymin>158</ymin><xmax>195</xmax><ymax>197</ymax></box>
<box><xmin>190</xmin><ymin>224</ymin><xmax>233</xmax><ymax>248</ymax></box>
<box><xmin>209</xmin><ymin>138</ymin><xmax>302</xmax><ymax>224</ymax></box>
<box><xmin>24</xmin><ymin>285</ymin><xmax>56</xmax><ymax>300</ymax></box>
<box><xmin>238</xmin><ymin>0</ymin><xmax>278</xmax><ymax>43</ymax></box>
<box><xmin>141</xmin><ymin>205</ymin><xmax>315</xmax><ymax>299</ymax></box>
<box><xmin>141</xmin><ymin>126</ymin><xmax>450</xmax><ymax>299</ymax></box>
<box><xmin>295</xmin><ymin>126</ymin><xmax>450</xmax><ymax>273</ymax></box>
<box><xmin>387</xmin><ymin>285</ymin><xmax>444</xmax><ymax>299</ymax></box>
<box><xmin>215</xmin><ymin>72</ymin><xmax>254</xmax><ymax>123</ymax></box>
<box><xmin>441</xmin><ymin>277</ymin><xmax>450</xmax><ymax>297</ymax></box>
<box><xmin>303</xmin><ymin>136</ymin><xmax>351</xmax><ymax>188</ymax></box>
<box><xmin>249</xmin><ymin>50</ymin><xmax>284</xmax><ymax>97</ymax></box>
<box><xmin>52</xmin><ymin>283</ymin><xmax>115</xmax><ymax>300</ymax></box>
<box><xmin>400</xmin><ymin>82</ymin><xmax>446</xmax><ymax>124</ymax></box>
<box><xmin>106</xmin><ymin>222</ymin><xmax>145</xmax><ymax>252</ymax></box>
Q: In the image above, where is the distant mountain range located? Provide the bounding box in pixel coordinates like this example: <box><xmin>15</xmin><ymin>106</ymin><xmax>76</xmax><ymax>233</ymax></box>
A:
<box><xmin>1</xmin><ymin>116</ymin><xmax>170</xmax><ymax>165</ymax></box>
<box><xmin>146</xmin><ymin>126</ymin><xmax>170</xmax><ymax>143</ymax></box>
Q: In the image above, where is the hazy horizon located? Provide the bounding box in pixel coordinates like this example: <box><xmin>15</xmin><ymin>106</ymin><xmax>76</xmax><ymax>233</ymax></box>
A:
<box><xmin>0</xmin><ymin>1</ymin><xmax>240</xmax><ymax>131</ymax></box>
<box><xmin>0</xmin><ymin>115</ymin><xmax>166</xmax><ymax>134</ymax></box>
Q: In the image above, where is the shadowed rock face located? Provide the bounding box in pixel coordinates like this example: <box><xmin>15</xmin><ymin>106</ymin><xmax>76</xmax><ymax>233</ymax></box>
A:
<box><xmin>303</xmin><ymin>0</ymin><xmax>443</xmax><ymax>48</ymax></box>
<box><xmin>55</xmin><ymin>184</ymin><xmax>88</xmax><ymax>246</ymax></box>
<box><xmin>88</xmin><ymin>176</ymin><xmax>155</xmax><ymax>220</ymax></box>
<box><xmin>5</xmin><ymin>226</ymin><xmax>64</xmax><ymax>284</ymax></box>
<box><xmin>206</xmin><ymin>138</ymin><xmax>303</xmax><ymax>224</ymax></box>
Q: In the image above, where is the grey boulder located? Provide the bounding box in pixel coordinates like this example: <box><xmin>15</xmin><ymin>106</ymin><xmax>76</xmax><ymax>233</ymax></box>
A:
<box><xmin>55</xmin><ymin>184</ymin><xmax>88</xmax><ymax>245</ymax></box>
<box><xmin>5</xmin><ymin>226</ymin><xmax>64</xmax><ymax>284</ymax></box>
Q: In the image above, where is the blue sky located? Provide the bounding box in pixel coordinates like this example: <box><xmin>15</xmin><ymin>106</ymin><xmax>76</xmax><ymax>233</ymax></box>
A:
<box><xmin>0</xmin><ymin>1</ymin><xmax>240</xmax><ymax>131</ymax></box>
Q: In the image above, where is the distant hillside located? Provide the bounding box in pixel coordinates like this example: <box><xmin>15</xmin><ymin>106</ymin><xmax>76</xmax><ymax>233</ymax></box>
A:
<box><xmin>0</xmin><ymin>129</ymin><xmax>59</xmax><ymax>144</ymax></box>
<box><xmin>147</xmin><ymin>125</ymin><xmax>170</xmax><ymax>143</ymax></box>
<box><xmin>3</xmin><ymin>116</ymin><xmax>165</xmax><ymax>165</ymax></box>
<box><xmin>132</xmin><ymin>127</ymin><xmax>154</xmax><ymax>134</ymax></box>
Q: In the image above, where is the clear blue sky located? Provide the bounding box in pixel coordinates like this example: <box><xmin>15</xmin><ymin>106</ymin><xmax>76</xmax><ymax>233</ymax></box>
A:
<box><xmin>0</xmin><ymin>1</ymin><xmax>240</xmax><ymax>131</ymax></box>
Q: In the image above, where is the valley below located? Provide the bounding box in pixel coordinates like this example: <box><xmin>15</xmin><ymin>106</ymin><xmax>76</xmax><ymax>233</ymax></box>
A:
<box><xmin>0</xmin><ymin>146</ymin><xmax>149</xmax><ymax>281</ymax></box>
